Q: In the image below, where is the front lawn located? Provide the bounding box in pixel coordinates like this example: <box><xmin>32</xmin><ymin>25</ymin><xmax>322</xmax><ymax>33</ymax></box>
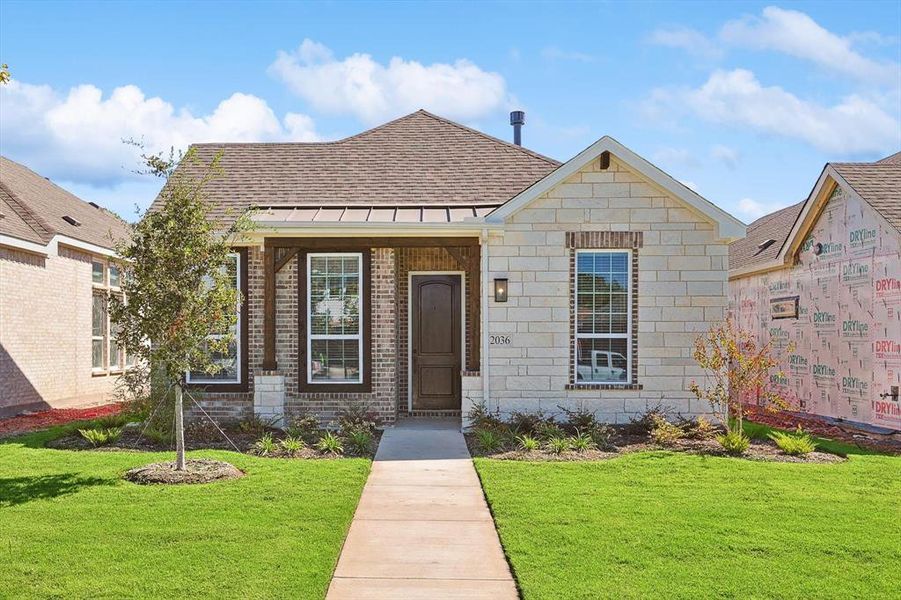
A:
<box><xmin>476</xmin><ymin>450</ymin><xmax>901</xmax><ymax>599</ymax></box>
<box><xmin>0</xmin><ymin>429</ymin><xmax>370</xmax><ymax>599</ymax></box>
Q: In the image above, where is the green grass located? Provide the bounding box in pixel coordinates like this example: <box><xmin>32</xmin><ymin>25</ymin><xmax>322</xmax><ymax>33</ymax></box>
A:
<box><xmin>741</xmin><ymin>420</ymin><xmax>884</xmax><ymax>456</ymax></box>
<box><xmin>476</xmin><ymin>451</ymin><xmax>901</xmax><ymax>599</ymax></box>
<box><xmin>0</xmin><ymin>428</ymin><xmax>370</xmax><ymax>599</ymax></box>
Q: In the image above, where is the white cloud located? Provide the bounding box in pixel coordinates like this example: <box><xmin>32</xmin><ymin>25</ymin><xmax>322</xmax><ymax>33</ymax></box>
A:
<box><xmin>540</xmin><ymin>46</ymin><xmax>597</xmax><ymax>63</ymax></box>
<box><xmin>737</xmin><ymin>197</ymin><xmax>789</xmax><ymax>220</ymax></box>
<box><xmin>647</xmin><ymin>27</ymin><xmax>723</xmax><ymax>59</ymax></box>
<box><xmin>720</xmin><ymin>7</ymin><xmax>899</xmax><ymax>85</ymax></box>
<box><xmin>268</xmin><ymin>39</ymin><xmax>510</xmax><ymax>124</ymax></box>
<box><xmin>648</xmin><ymin>69</ymin><xmax>900</xmax><ymax>154</ymax></box>
<box><xmin>0</xmin><ymin>80</ymin><xmax>320</xmax><ymax>189</ymax></box>
<box><xmin>710</xmin><ymin>144</ymin><xmax>740</xmax><ymax>168</ymax></box>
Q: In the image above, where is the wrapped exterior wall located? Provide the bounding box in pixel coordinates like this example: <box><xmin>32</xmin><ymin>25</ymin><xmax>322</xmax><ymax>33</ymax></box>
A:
<box><xmin>730</xmin><ymin>185</ymin><xmax>901</xmax><ymax>431</ymax></box>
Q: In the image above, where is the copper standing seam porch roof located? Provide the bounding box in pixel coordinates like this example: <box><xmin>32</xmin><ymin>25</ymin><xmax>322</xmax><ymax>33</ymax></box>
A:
<box><xmin>153</xmin><ymin>110</ymin><xmax>561</xmax><ymax>225</ymax></box>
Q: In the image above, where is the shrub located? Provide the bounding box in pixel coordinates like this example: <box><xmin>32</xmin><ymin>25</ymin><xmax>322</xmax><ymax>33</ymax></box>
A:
<box><xmin>316</xmin><ymin>432</ymin><xmax>344</xmax><ymax>456</ymax></box>
<box><xmin>252</xmin><ymin>433</ymin><xmax>277</xmax><ymax>456</ymax></box>
<box><xmin>337</xmin><ymin>401</ymin><xmax>381</xmax><ymax>434</ymax></box>
<box><xmin>650</xmin><ymin>414</ymin><xmax>684</xmax><ymax>446</ymax></box>
<box><xmin>279</xmin><ymin>435</ymin><xmax>305</xmax><ymax>455</ymax></box>
<box><xmin>678</xmin><ymin>415</ymin><xmax>718</xmax><ymax>440</ymax></box>
<box><xmin>588</xmin><ymin>424</ymin><xmax>616</xmax><ymax>450</ymax></box>
<box><xmin>768</xmin><ymin>427</ymin><xmax>817</xmax><ymax>456</ymax></box>
<box><xmin>516</xmin><ymin>434</ymin><xmax>541</xmax><ymax>452</ymax></box>
<box><xmin>96</xmin><ymin>413</ymin><xmax>130</xmax><ymax>429</ymax></box>
<box><xmin>569</xmin><ymin>433</ymin><xmax>596</xmax><ymax>452</ymax></box>
<box><xmin>624</xmin><ymin>405</ymin><xmax>669</xmax><ymax>436</ymax></box>
<box><xmin>286</xmin><ymin>416</ymin><xmax>320</xmax><ymax>443</ymax></box>
<box><xmin>346</xmin><ymin>429</ymin><xmax>373</xmax><ymax>456</ymax></box>
<box><xmin>143</xmin><ymin>425</ymin><xmax>172</xmax><ymax>445</ymax></box>
<box><xmin>509</xmin><ymin>411</ymin><xmax>553</xmax><ymax>435</ymax></box>
<box><xmin>535</xmin><ymin>421</ymin><xmax>566</xmax><ymax>442</ymax></box>
<box><xmin>557</xmin><ymin>405</ymin><xmax>599</xmax><ymax>433</ymax></box>
<box><xmin>78</xmin><ymin>427</ymin><xmax>122</xmax><ymax>447</ymax></box>
<box><xmin>546</xmin><ymin>436</ymin><xmax>571</xmax><ymax>455</ymax></box>
<box><xmin>239</xmin><ymin>414</ymin><xmax>277</xmax><ymax>436</ymax></box>
<box><xmin>466</xmin><ymin>401</ymin><xmax>503</xmax><ymax>430</ymax></box>
<box><xmin>475</xmin><ymin>428</ymin><xmax>503</xmax><ymax>452</ymax></box>
<box><xmin>717</xmin><ymin>430</ymin><xmax>751</xmax><ymax>455</ymax></box>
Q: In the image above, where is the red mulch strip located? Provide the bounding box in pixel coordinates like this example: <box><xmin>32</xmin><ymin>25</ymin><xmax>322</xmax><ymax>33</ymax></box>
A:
<box><xmin>744</xmin><ymin>405</ymin><xmax>901</xmax><ymax>453</ymax></box>
<box><xmin>0</xmin><ymin>404</ymin><xmax>122</xmax><ymax>437</ymax></box>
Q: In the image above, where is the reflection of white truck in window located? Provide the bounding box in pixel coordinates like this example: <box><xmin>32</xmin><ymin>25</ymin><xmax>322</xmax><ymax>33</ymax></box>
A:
<box><xmin>577</xmin><ymin>350</ymin><xmax>627</xmax><ymax>382</ymax></box>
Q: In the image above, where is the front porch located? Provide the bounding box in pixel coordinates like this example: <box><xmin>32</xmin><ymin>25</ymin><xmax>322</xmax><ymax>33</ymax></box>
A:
<box><xmin>255</xmin><ymin>234</ymin><xmax>487</xmax><ymax>426</ymax></box>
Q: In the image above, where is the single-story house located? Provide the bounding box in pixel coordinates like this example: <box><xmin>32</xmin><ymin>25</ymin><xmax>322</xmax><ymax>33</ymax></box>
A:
<box><xmin>159</xmin><ymin>110</ymin><xmax>745</xmax><ymax>426</ymax></box>
<box><xmin>0</xmin><ymin>156</ymin><xmax>130</xmax><ymax>417</ymax></box>
<box><xmin>729</xmin><ymin>152</ymin><xmax>901</xmax><ymax>432</ymax></box>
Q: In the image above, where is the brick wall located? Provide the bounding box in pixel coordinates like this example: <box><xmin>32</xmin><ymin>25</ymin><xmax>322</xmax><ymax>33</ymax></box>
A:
<box><xmin>0</xmin><ymin>245</ymin><xmax>119</xmax><ymax>416</ymax></box>
<box><xmin>485</xmin><ymin>154</ymin><xmax>727</xmax><ymax>422</ymax></box>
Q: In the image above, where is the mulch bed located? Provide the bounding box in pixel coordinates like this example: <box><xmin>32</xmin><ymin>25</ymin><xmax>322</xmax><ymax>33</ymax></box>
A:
<box><xmin>124</xmin><ymin>459</ymin><xmax>244</xmax><ymax>485</ymax></box>
<box><xmin>47</xmin><ymin>424</ymin><xmax>381</xmax><ymax>459</ymax></box>
<box><xmin>466</xmin><ymin>429</ymin><xmax>845</xmax><ymax>464</ymax></box>
<box><xmin>0</xmin><ymin>403</ymin><xmax>122</xmax><ymax>438</ymax></box>
<box><xmin>744</xmin><ymin>405</ymin><xmax>901</xmax><ymax>454</ymax></box>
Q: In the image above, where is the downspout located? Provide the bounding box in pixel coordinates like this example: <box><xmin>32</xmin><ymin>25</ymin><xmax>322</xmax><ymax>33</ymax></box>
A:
<box><xmin>481</xmin><ymin>228</ymin><xmax>491</xmax><ymax>413</ymax></box>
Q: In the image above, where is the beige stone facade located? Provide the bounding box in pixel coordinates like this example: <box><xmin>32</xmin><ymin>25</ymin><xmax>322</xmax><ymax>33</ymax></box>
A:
<box><xmin>1</xmin><ymin>245</ymin><xmax>120</xmax><ymax>416</ymax></box>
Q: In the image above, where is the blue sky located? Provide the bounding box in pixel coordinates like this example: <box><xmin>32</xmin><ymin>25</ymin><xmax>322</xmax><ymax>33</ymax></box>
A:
<box><xmin>1</xmin><ymin>1</ymin><xmax>899</xmax><ymax>223</ymax></box>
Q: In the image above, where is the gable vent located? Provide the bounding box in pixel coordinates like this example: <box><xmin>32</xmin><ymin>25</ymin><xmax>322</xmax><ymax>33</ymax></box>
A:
<box><xmin>757</xmin><ymin>238</ymin><xmax>776</xmax><ymax>251</ymax></box>
<box><xmin>62</xmin><ymin>215</ymin><xmax>82</xmax><ymax>227</ymax></box>
<box><xmin>88</xmin><ymin>201</ymin><xmax>100</xmax><ymax>209</ymax></box>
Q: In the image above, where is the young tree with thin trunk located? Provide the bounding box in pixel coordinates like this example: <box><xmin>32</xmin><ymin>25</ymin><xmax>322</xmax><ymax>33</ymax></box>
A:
<box><xmin>110</xmin><ymin>148</ymin><xmax>250</xmax><ymax>471</ymax></box>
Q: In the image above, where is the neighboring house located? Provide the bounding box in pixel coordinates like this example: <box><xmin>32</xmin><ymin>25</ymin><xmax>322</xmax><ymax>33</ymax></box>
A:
<box><xmin>729</xmin><ymin>152</ymin><xmax>901</xmax><ymax>432</ymax></box>
<box><xmin>0</xmin><ymin>156</ymin><xmax>130</xmax><ymax>417</ymax></box>
<box><xmin>156</xmin><ymin>110</ymin><xmax>745</xmax><ymax>426</ymax></box>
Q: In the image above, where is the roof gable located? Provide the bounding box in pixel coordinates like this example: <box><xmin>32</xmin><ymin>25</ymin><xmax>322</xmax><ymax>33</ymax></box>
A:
<box><xmin>154</xmin><ymin>110</ymin><xmax>561</xmax><ymax>225</ymax></box>
<box><xmin>0</xmin><ymin>156</ymin><xmax>128</xmax><ymax>250</ymax></box>
<box><xmin>485</xmin><ymin>136</ymin><xmax>746</xmax><ymax>240</ymax></box>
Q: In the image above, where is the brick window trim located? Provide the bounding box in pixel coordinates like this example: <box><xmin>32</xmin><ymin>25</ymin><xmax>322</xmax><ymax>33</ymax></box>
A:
<box><xmin>567</xmin><ymin>231</ymin><xmax>643</xmax><ymax>390</ymax></box>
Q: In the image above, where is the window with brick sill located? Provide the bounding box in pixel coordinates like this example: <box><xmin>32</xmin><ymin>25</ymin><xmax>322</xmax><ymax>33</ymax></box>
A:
<box><xmin>568</xmin><ymin>231</ymin><xmax>641</xmax><ymax>389</ymax></box>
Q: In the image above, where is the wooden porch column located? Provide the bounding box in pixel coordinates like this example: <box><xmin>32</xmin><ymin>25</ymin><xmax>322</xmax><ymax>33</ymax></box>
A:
<box><xmin>262</xmin><ymin>244</ymin><xmax>277</xmax><ymax>371</ymax></box>
<box><xmin>469</xmin><ymin>247</ymin><xmax>481</xmax><ymax>372</ymax></box>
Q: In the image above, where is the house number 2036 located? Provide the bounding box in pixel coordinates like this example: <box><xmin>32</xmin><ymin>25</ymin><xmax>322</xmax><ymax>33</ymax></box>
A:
<box><xmin>489</xmin><ymin>335</ymin><xmax>511</xmax><ymax>345</ymax></box>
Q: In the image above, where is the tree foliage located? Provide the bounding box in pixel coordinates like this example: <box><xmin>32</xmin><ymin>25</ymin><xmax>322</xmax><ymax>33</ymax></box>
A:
<box><xmin>689</xmin><ymin>317</ymin><xmax>793</xmax><ymax>436</ymax></box>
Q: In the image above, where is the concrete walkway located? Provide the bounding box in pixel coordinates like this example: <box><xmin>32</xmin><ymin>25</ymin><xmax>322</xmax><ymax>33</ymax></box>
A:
<box><xmin>326</xmin><ymin>418</ymin><xmax>518</xmax><ymax>599</ymax></box>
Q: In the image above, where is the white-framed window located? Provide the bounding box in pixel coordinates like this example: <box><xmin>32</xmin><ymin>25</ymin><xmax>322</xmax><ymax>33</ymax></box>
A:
<box><xmin>574</xmin><ymin>249</ymin><xmax>631</xmax><ymax>384</ymax></box>
<box><xmin>307</xmin><ymin>252</ymin><xmax>363</xmax><ymax>384</ymax></box>
<box><xmin>92</xmin><ymin>258</ymin><xmax>126</xmax><ymax>373</ymax></box>
<box><xmin>187</xmin><ymin>252</ymin><xmax>242</xmax><ymax>384</ymax></box>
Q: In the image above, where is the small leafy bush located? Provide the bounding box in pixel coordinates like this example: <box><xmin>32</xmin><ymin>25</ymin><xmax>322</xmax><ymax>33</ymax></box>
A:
<box><xmin>768</xmin><ymin>427</ymin><xmax>817</xmax><ymax>456</ymax></box>
<box><xmin>569</xmin><ymin>433</ymin><xmax>596</xmax><ymax>452</ymax></box>
<box><xmin>717</xmin><ymin>430</ymin><xmax>751</xmax><ymax>455</ymax></box>
<box><xmin>78</xmin><ymin>427</ymin><xmax>122</xmax><ymax>447</ymax></box>
<box><xmin>346</xmin><ymin>429</ymin><xmax>373</xmax><ymax>456</ymax></box>
<box><xmin>337</xmin><ymin>401</ymin><xmax>381</xmax><ymax>434</ymax></box>
<box><xmin>557</xmin><ymin>405</ymin><xmax>599</xmax><ymax>433</ymax></box>
<box><xmin>467</xmin><ymin>401</ymin><xmax>503</xmax><ymax>430</ymax></box>
<box><xmin>95</xmin><ymin>413</ymin><xmax>129</xmax><ymax>429</ymax></box>
<box><xmin>650</xmin><ymin>414</ymin><xmax>684</xmax><ymax>446</ymax></box>
<box><xmin>517</xmin><ymin>434</ymin><xmax>541</xmax><ymax>452</ymax></box>
<box><xmin>143</xmin><ymin>425</ymin><xmax>172</xmax><ymax>445</ymax></box>
<box><xmin>588</xmin><ymin>424</ymin><xmax>615</xmax><ymax>450</ymax></box>
<box><xmin>678</xmin><ymin>415</ymin><xmax>718</xmax><ymax>440</ymax></box>
<box><xmin>279</xmin><ymin>435</ymin><xmax>305</xmax><ymax>455</ymax></box>
<box><xmin>316</xmin><ymin>431</ymin><xmax>345</xmax><ymax>456</ymax></box>
<box><xmin>624</xmin><ymin>404</ymin><xmax>669</xmax><ymax>436</ymax></box>
<box><xmin>535</xmin><ymin>421</ymin><xmax>566</xmax><ymax>442</ymax></box>
<box><xmin>286</xmin><ymin>415</ymin><xmax>320</xmax><ymax>443</ymax></box>
<box><xmin>546</xmin><ymin>436</ymin><xmax>571</xmax><ymax>455</ymax></box>
<box><xmin>252</xmin><ymin>433</ymin><xmax>278</xmax><ymax>456</ymax></box>
<box><xmin>239</xmin><ymin>414</ymin><xmax>277</xmax><ymax>435</ymax></box>
<box><xmin>509</xmin><ymin>411</ymin><xmax>554</xmax><ymax>435</ymax></box>
<box><xmin>475</xmin><ymin>428</ymin><xmax>503</xmax><ymax>452</ymax></box>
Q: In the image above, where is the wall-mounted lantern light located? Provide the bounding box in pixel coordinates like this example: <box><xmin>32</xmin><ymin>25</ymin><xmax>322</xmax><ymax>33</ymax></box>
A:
<box><xmin>494</xmin><ymin>278</ymin><xmax>508</xmax><ymax>302</ymax></box>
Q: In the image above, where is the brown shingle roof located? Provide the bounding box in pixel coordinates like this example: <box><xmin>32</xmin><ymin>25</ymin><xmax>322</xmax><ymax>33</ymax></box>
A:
<box><xmin>832</xmin><ymin>153</ymin><xmax>901</xmax><ymax>231</ymax></box>
<box><xmin>0</xmin><ymin>156</ymin><xmax>129</xmax><ymax>250</ymax></box>
<box><xmin>729</xmin><ymin>200</ymin><xmax>804</xmax><ymax>272</ymax></box>
<box><xmin>154</xmin><ymin>110</ymin><xmax>561</xmax><ymax>224</ymax></box>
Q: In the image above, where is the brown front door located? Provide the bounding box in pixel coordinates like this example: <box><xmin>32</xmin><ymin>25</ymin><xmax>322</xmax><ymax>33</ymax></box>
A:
<box><xmin>412</xmin><ymin>274</ymin><xmax>462</xmax><ymax>410</ymax></box>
